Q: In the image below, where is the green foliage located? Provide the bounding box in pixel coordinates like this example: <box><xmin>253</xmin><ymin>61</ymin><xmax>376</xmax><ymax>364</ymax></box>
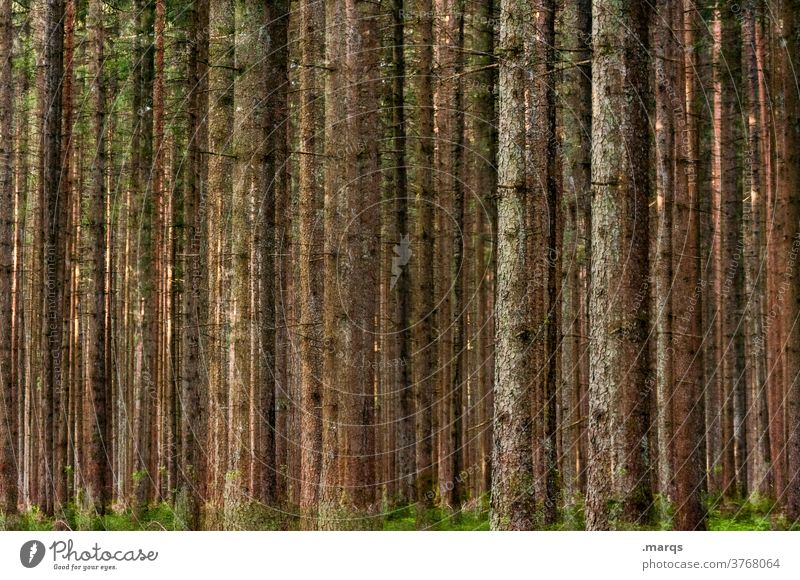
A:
<box><xmin>553</xmin><ymin>498</ymin><xmax>585</xmax><ymax>531</ymax></box>
<box><xmin>653</xmin><ymin>494</ymin><xmax>675</xmax><ymax>531</ymax></box>
<box><xmin>382</xmin><ymin>505</ymin><xmax>490</xmax><ymax>531</ymax></box>
<box><xmin>5</xmin><ymin>503</ymin><xmax>184</xmax><ymax>531</ymax></box>
<box><xmin>5</xmin><ymin>494</ymin><xmax>790</xmax><ymax>531</ymax></box>
<box><xmin>17</xmin><ymin>507</ymin><xmax>52</xmax><ymax>531</ymax></box>
<box><xmin>707</xmin><ymin>496</ymin><xmax>776</xmax><ymax>531</ymax></box>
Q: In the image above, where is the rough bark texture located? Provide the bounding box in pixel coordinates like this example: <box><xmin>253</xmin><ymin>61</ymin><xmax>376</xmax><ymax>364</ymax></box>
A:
<box><xmin>207</xmin><ymin>0</ymin><xmax>234</xmax><ymax>512</ymax></box>
<box><xmin>319</xmin><ymin>0</ymin><xmax>346</xmax><ymax>529</ymax></box>
<box><xmin>671</xmin><ymin>0</ymin><xmax>706</xmax><ymax>531</ymax></box>
<box><xmin>85</xmin><ymin>0</ymin><xmax>111</xmax><ymax>512</ymax></box>
<box><xmin>464</xmin><ymin>0</ymin><xmax>496</xmax><ymax>502</ymax></box>
<box><xmin>558</xmin><ymin>0</ymin><xmax>591</xmax><ymax>515</ymax></box>
<box><xmin>0</xmin><ymin>0</ymin><xmax>17</xmax><ymax>515</ymax></box>
<box><xmin>741</xmin><ymin>0</ymin><xmax>772</xmax><ymax>498</ymax></box>
<box><xmin>586</xmin><ymin>0</ymin><xmax>652</xmax><ymax>530</ymax></box>
<box><xmin>653</xmin><ymin>0</ymin><xmax>675</xmax><ymax>509</ymax></box>
<box><xmin>40</xmin><ymin>0</ymin><xmax>66</xmax><ymax>516</ymax></box>
<box><xmin>774</xmin><ymin>0</ymin><xmax>800</xmax><ymax>521</ymax></box>
<box><xmin>338</xmin><ymin>0</ymin><xmax>380</xmax><ymax>519</ymax></box>
<box><xmin>712</xmin><ymin>2</ymin><xmax>745</xmax><ymax>498</ymax></box>
<box><xmin>182</xmin><ymin>0</ymin><xmax>210</xmax><ymax>529</ymax></box>
<box><xmin>409</xmin><ymin>0</ymin><xmax>438</xmax><ymax>521</ymax></box>
<box><xmin>298</xmin><ymin>0</ymin><xmax>325</xmax><ymax>526</ymax></box>
<box><xmin>491</xmin><ymin>0</ymin><xmax>536</xmax><ymax>531</ymax></box>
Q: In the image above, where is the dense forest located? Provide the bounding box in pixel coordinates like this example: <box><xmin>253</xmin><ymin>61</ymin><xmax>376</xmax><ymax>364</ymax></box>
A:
<box><xmin>0</xmin><ymin>0</ymin><xmax>798</xmax><ymax>531</ymax></box>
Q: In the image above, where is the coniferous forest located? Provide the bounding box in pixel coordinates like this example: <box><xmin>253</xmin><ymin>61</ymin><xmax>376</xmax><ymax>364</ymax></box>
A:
<box><xmin>0</xmin><ymin>0</ymin><xmax>799</xmax><ymax>531</ymax></box>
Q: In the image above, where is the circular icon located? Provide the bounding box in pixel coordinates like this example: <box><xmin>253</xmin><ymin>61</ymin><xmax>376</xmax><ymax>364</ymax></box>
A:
<box><xmin>20</xmin><ymin>540</ymin><xmax>46</xmax><ymax>569</ymax></box>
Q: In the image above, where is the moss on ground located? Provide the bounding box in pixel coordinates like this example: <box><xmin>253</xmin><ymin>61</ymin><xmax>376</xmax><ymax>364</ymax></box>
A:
<box><xmin>2</xmin><ymin>495</ymin><xmax>792</xmax><ymax>530</ymax></box>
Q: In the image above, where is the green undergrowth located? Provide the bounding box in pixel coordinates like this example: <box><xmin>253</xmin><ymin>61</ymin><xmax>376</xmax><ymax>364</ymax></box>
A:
<box><xmin>1</xmin><ymin>502</ymin><xmax>183</xmax><ymax>531</ymax></box>
<box><xmin>2</xmin><ymin>495</ymin><xmax>793</xmax><ymax>531</ymax></box>
<box><xmin>382</xmin><ymin>504</ymin><xmax>491</xmax><ymax>531</ymax></box>
<box><xmin>706</xmin><ymin>496</ymin><xmax>796</xmax><ymax>531</ymax></box>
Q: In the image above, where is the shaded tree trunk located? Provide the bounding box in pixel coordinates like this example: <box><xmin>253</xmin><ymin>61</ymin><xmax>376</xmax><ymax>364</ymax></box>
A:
<box><xmin>206</xmin><ymin>0</ymin><xmax>234</xmax><ymax>514</ymax></box>
<box><xmin>182</xmin><ymin>0</ymin><xmax>210</xmax><ymax>528</ymax></box>
<box><xmin>408</xmin><ymin>0</ymin><xmax>438</xmax><ymax>522</ymax></box>
<box><xmin>85</xmin><ymin>0</ymin><xmax>111</xmax><ymax>512</ymax></box>
<box><xmin>39</xmin><ymin>0</ymin><xmax>66</xmax><ymax>516</ymax></box>
<box><xmin>298</xmin><ymin>0</ymin><xmax>324</xmax><ymax>526</ymax></box>
<box><xmin>741</xmin><ymin>0</ymin><xmax>772</xmax><ymax>499</ymax></box>
<box><xmin>671</xmin><ymin>0</ymin><xmax>706</xmax><ymax>530</ymax></box>
<box><xmin>557</xmin><ymin>0</ymin><xmax>591</xmax><ymax>516</ymax></box>
<box><xmin>586</xmin><ymin>0</ymin><xmax>652</xmax><ymax>530</ymax></box>
<box><xmin>0</xmin><ymin>0</ymin><xmax>17</xmax><ymax>515</ymax></box>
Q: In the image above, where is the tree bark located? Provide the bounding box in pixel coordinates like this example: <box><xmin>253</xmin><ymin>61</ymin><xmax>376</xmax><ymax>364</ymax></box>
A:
<box><xmin>85</xmin><ymin>0</ymin><xmax>111</xmax><ymax>513</ymax></box>
<box><xmin>0</xmin><ymin>0</ymin><xmax>17</xmax><ymax>515</ymax></box>
<box><xmin>182</xmin><ymin>0</ymin><xmax>210</xmax><ymax>528</ymax></box>
<box><xmin>586</xmin><ymin>0</ymin><xmax>653</xmax><ymax>530</ymax></box>
<box><xmin>39</xmin><ymin>0</ymin><xmax>66</xmax><ymax>516</ymax></box>
<box><xmin>741</xmin><ymin>0</ymin><xmax>772</xmax><ymax>499</ymax></box>
<box><xmin>408</xmin><ymin>0</ymin><xmax>438</xmax><ymax>523</ymax></box>
<box><xmin>671</xmin><ymin>0</ymin><xmax>706</xmax><ymax>530</ymax></box>
<box><xmin>298</xmin><ymin>0</ymin><xmax>324</xmax><ymax>526</ymax></box>
<box><xmin>491</xmin><ymin>0</ymin><xmax>537</xmax><ymax>530</ymax></box>
<box><xmin>558</xmin><ymin>0</ymin><xmax>591</xmax><ymax>516</ymax></box>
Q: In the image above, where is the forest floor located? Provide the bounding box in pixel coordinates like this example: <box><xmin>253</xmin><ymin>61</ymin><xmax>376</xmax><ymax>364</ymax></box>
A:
<box><xmin>0</xmin><ymin>497</ymin><xmax>792</xmax><ymax>531</ymax></box>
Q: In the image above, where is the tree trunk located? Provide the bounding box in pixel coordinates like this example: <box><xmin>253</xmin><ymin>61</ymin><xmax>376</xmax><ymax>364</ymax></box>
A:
<box><xmin>0</xmin><ymin>0</ymin><xmax>17</xmax><ymax>515</ymax></box>
<box><xmin>298</xmin><ymin>0</ymin><xmax>324</xmax><ymax>526</ymax></box>
<box><xmin>206</xmin><ymin>0</ymin><xmax>233</xmax><ymax>516</ymax></box>
<box><xmin>385</xmin><ymin>0</ymin><xmax>415</xmax><ymax>508</ymax></box>
<box><xmin>713</xmin><ymin>2</ymin><xmax>746</xmax><ymax>499</ymax></box>
<box><xmin>39</xmin><ymin>0</ymin><xmax>66</xmax><ymax>516</ymax></box>
<box><xmin>182</xmin><ymin>0</ymin><xmax>210</xmax><ymax>528</ymax></box>
<box><xmin>671</xmin><ymin>0</ymin><xmax>706</xmax><ymax>530</ymax></box>
<box><xmin>558</xmin><ymin>0</ymin><xmax>591</xmax><ymax>517</ymax></box>
<box><xmin>85</xmin><ymin>0</ymin><xmax>110</xmax><ymax>513</ymax></box>
<box><xmin>741</xmin><ymin>0</ymin><xmax>772</xmax><ymax>499</ymax></box>
<box><xmin>491</xmin><ymin>0</ymin><xmax>537</xmax><ymax>530</ymax></box>
<box><xmin>653</xmin><ymin>0</ymin><xmax>675</xmax><ymax>510</ymax></box>
<box><xmin>319</xmin><ymin>0</ymin><xmax>347</xmax><ymax>528</ymax></box>
<box><xmin>586</xmin><ymin>0</ymin><xmax>652</xmax><ymax>530</ymax></box>
<box><xmin>774</xmin><ymin>0</ymin><xmax>800</xmax><ymax>520</ymax></box>
<box><xmin>408</xmin><ymin>0</ymin><xmax>438</xmax><ymax>523</ymax></box>
<box><xmin>464</xmin><ymin>0</ymin><xmax>496</xmax><ymax>501</ymax></box>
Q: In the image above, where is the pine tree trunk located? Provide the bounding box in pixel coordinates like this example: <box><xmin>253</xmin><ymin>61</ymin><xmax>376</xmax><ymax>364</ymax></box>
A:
<box><xmin>742</xmin><ymin>0</ymin><xmax>772</xmax><ymax>499</ymax></box>
<box><xmin>207</xmin><ymin>0</ymin><xmax>234</xmax><ymax>514</ymax></box>
<box><xmin>39</xmin><ymin>0</ymin><xmax>66</xmax><ymax>516</ymax></box>
<box><xmin>85</xmin><ymin>0</ymin><xmax>110</xmax><ymax>512</ymax></box>
<box><xmin>298</xmin><ymin>0</ymin><xmax>324</xmax><ymax>526</ymax></box>
<box><xmin>586</xmin><ymin>0</ymin><xmax>653</xmax><ymax>530</ymax></box>
<box><xmin>409</xmin><ymin>0</ymin><xmax>438</xmax><ymax>522</ymax></box>
<box><xmin>0</xmin><ymin>0</ymin><xmax>17</xmax><ymax>515</ymax></box>
<box><xmin>558</xmin><ymin>0</ymin><xmax>591</xmax><ymax>516</ymax></box>
<box><xmin>774</xmin><ymin>0</ymin><xmax>800</xmax><ymax>520</ymax></box>
<box><xmin>340</xmin><ymin>0</ymin><xmax>380</xmax><ymax>518</ymax></box>
<box><xmin>385</xmin><ymin>0</ymin><xmax>415</xmax><ymax>508</ymax></box>
<box><xmin>182</xmin><ymin>0</ymin><xmax>210</xmax><ymax>528</ymax></box>
<box><xmin>491</xmin><ymin>0</ymin><xmax>536</xmax><ymax>530</ymax></box>
<box><xmin>653</xmin><ymin>0</ymin><xmax>675</xmax><ymax>509</ymax></box>
<box><xmin>257</xmin><ymin>0</ymin><xmax>287</xmax><ymax>508</ymax></box>
<box><xmin>319</xmin><ymin>0</ymin><xmax>347</xmax><ymax>528</ymax></box>
<box><xmin>528</xmin><ymin>0</ymin><xmax>559</xmax><ymax>525</ymax></box>
<box><xmin>671</xmin><ymin>0</ymin><xmax>706</xmax><ymax>530</ymax></box>
<box><xmin>712</xmin><ymin>3</ymin><xmax>745</xmax><ymax>498</ymax></box>
<box><xmin>433</xmin><ymin>0</ymin><xmax>465</xmax><ymax>510</ymax></box>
